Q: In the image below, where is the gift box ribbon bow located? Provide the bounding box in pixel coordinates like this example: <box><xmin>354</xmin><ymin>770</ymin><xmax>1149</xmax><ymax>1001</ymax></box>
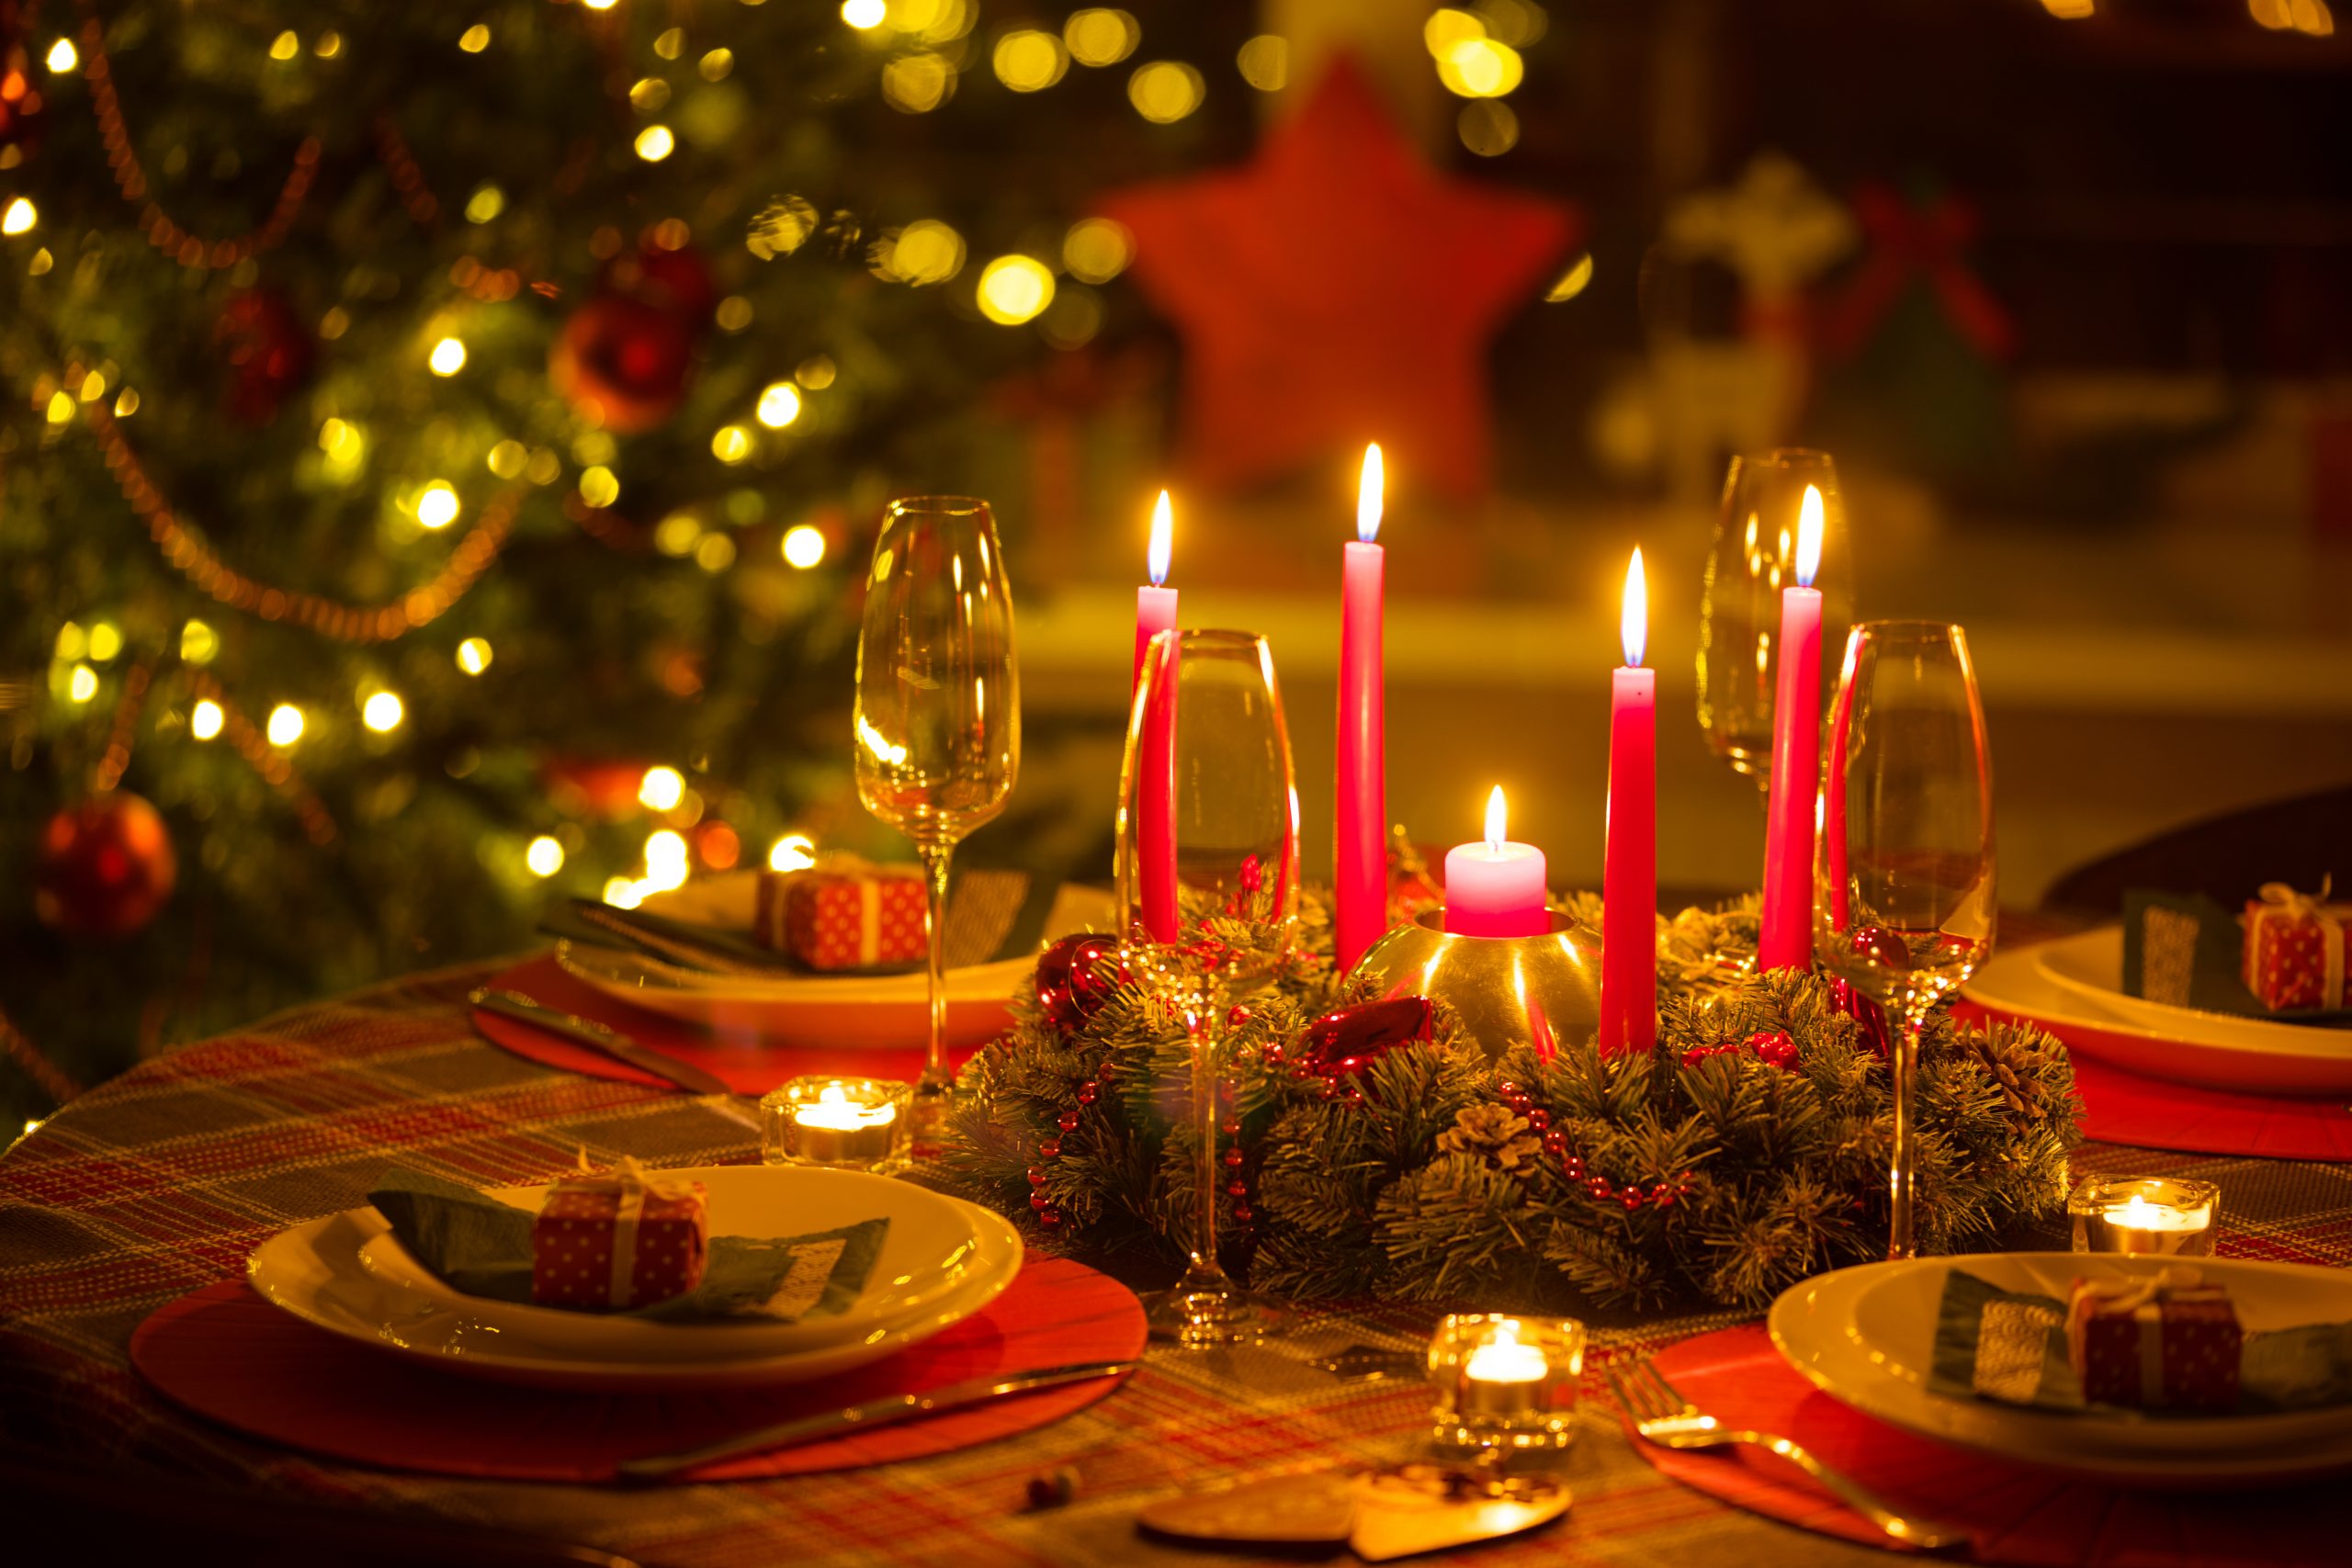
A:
<box><xmin>2254</xmin><ymin>879</ymin><xmax>2345</xmax><ymax>1009</ymax></box>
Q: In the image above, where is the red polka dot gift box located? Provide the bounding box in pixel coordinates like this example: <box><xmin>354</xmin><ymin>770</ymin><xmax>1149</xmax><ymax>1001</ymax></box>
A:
<box><xmin>755</xmin><ymin>856</ymin><xmax>928</xmax><ymax>973</ymax></box>
<box><xmin>531</xmin><ymin>1158</ymin><xmax>708</xmax><ymax>1311</ymax></box>
<box><xmin>2065</xmin><ymin>1268</ymin><xmax>2242</xmax><ymax>1413</ymax></box>
<box><xmin>2240</xmin><ymin>882</ymin><xmax>2349</xmax><ymax>1013</ymax></box>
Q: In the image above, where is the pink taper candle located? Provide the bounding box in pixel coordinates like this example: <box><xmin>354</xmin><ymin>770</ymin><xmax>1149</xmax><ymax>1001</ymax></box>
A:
<box><xmin>1134</xmin><ymin>492</ymin><xmax>1181</xmax><ymax>943</ymax></box>
<box><xmin>1336</xmin><ymin>444</ymin><xmax>1387</xmax><ymax>970</ymax></box>
<box><xmin>1600</xmin><ymin>548</ymin><xmax>1657</xmax><ymax>1055</ymax></box>
<box><xmin>1759</xmin><ymin>486</ymin><xmax>1826</xmax><ymax>972</ymax></box>
<box><xmin>1444</xmin><ymin>786</ymin><xmax>1549</xmax><ymax>937</ymax></box>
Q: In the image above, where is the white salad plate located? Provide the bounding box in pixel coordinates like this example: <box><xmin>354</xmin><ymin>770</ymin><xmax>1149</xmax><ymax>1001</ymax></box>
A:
<box><xmin>248</xmin><ymin>1167</ymin><xmax>1022</xmax><ymax>1392</ymax></box>
<box><xmin>1963</xmin><ymin>931</ymin><xmax>2352</xmax><ymax>1095</ymax></box>
<box><xmin>1769</xmin><ymin>1252</ymin><xmax>2352</xmax><ymax>1484</ymax></box>
<box><xmin>555</xmin><ymin>873</ymin><xmax>1116</xmax><ymax>1045</ymax></box>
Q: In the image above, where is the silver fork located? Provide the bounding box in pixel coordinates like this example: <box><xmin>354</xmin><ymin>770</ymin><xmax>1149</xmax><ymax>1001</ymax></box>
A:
<box><xmin>1605</xmin><ymin>1354</ymin><xmax>1968</xmax><ymax>1551</ymax></box>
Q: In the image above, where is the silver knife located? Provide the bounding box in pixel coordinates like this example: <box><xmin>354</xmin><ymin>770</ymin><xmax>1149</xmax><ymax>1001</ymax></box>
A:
<box><xmin>469</xmin><ymin>987</ymin><xmax>757</xmax><ymax>1127</ymax></box>
<box><xmin>613</xmin><ymin>1359</ymin><xmax>1138</xmax><ymax>1483</ymax></box>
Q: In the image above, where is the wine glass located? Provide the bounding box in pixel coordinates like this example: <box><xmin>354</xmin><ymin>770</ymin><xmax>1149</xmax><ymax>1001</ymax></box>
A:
<box><xmin>1813</xmin><ymin>621</ymin><xmax>1996</xmax><ymax>1262</ymax></box>
<box><xmin>853</xmin><ymin>497</ymin><xmax>1020</xmax><ymax>1149</ymax></box>
<box><xmin>1116</xmin><ymin>629</ymin><xmax>1299</xmax><ymax>1345</ymax></box>
<box><xmin>1697</xmin><ymin>449</ymin><xmax>1853</xmax><ymax>796</ymax></box>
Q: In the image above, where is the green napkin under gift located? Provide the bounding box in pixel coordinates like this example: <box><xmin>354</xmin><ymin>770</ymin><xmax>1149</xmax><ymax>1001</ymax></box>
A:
<box><xmin>368</xmin><ymin>1168</ymin><xmax>889</xmax><ymax>1323</ymax></box>
<box><xmin>1929</xmin><ymin>1266</ymin><xmax>2352</xmax><ymax>1416</ymax></box>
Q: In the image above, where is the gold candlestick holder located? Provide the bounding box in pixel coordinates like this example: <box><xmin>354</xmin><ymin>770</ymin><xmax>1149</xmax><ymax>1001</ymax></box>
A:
<box><xmin>1345</xmin><ymin>909</ymin><xmax>1602</xmax><ymax>1063</ymax></box>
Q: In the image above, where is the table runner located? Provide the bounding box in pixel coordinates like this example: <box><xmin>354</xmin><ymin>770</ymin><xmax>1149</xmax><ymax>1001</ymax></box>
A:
<box><xmin>4</xmin><ymin>953</ymin><xmax>2349</xmax><ymax>1568</ymax></box>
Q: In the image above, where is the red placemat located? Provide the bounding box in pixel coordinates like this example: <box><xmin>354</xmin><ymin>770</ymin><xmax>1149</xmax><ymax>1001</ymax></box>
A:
<box><xmin>1625</xmin><ymin>1325</ymin><xmax>2348</xmax><ymax>1565</ymax></box>
<box><xmin>1957</xmin><ymin>1001</ymin><xmax>2352</xmax><ymax>1162</ymax></box>
<box><xmin>130</xmin><ymin>1257</ymin><xmax>1141</xmax><ymax>1483</ymax></box>
<box><xmin>472</xmin><ymin>954</ymin><xmax>999</xmax><ymax>1095</ymax></box>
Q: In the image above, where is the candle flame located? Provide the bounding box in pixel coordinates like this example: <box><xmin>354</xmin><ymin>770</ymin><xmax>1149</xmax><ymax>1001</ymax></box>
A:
<box><xmin>2118</xmin><ymin>1193</ymin><xmax>2156</xmax><ymax>1224</ymax></box>
<box><xmin>1795</xmin><ymin>485</ymin><xmax>1824</xmax><ymax>588</ymax></box>
<box><xmin>820</xmin><ymin>1084</ymin><xmax>848</xmax><ymax>1105</ymax></box>
<box><xmin>1148</xmin><ymin>491</ymin><xmax>1173</xmax><ymax>587</ymax></box>
<box><xmin>1621</xmin><ymin>547</ymin><xmax>1647</xmax><ymax>668</ymax></box>
<box><xmin>1484</xmin><ymin>785</ymin><xmax>1508</xmax><ymax>853</ymax></box>
<box><xmin>1356</xmin><ymin>444</ymin><xmax>1384</xmax><ymax>544</ymax></box>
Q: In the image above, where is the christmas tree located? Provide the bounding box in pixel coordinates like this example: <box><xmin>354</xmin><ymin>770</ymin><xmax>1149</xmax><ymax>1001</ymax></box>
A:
<box><xmin>0</xmin><ymin>1</ymin><xmax>1245</xmax><ymax>1119</ymax></box>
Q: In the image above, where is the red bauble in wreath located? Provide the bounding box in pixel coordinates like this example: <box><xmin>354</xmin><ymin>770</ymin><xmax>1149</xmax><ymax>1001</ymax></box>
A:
<box><xmin>33</xmin><ymin>793</ymin><xmax>178</xmax><ymax>939</ymax></box>
<box><xmin>1299</xmin><ymin>996</ymin><xmax>1434</xmax><ymax>1078</ymax></box>
<box><xmin>549</xmin><ymin>293</ymin><xmax>699</xmax><ymax>435</ymax></box>
<box><xmin>1034</xmin><ymin>933</ymin><xmax>1126</xmax><ymax>1034</ymax></box>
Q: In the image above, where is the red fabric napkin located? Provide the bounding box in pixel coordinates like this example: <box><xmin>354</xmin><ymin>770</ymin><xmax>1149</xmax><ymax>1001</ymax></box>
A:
<box><xmin>1628</xmin><ymin>1325</ymin><xmax>2352</xmax><ymax>1566</ymax></box>
<box><xmin>130</xmin><ymin>1257</ymin><xmax>1141</xmax><ymax>1483</ymax></box>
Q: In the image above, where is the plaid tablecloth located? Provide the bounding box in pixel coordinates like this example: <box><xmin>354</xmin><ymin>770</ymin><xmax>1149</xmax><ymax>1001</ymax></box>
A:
<box><xmin>4</xmin><ymin>955</ymin><xmax>2349</xmax><ymax>1568</ymax></box>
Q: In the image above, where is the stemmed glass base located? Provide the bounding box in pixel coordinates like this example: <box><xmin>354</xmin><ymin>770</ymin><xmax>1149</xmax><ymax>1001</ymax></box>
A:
<box><xmin>1144</xmin><ymin>1265</ymin><xmax>1291</xmax><ymax>1348</ymax></box>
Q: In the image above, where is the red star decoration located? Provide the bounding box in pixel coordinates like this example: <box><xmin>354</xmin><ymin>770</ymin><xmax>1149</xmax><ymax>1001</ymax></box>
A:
<box><xmin>1098</xmin><ymin>59</ymin><xmax>1577</xmax><ymax>499</ymax></box>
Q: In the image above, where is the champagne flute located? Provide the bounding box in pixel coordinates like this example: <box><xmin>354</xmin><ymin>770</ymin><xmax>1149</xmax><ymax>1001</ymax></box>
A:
<box><xmin>1698</xmin><ymin>449</ymin><xmax>1853</xmax><ymax>796</ymax></box>
<box><xmin>1116</xmin><ymin>629</ymin><xmax>1299</xmax><ymax>1346</ymax></box>
<box><xmin>1813</xmin><ymin>621</ymin><xmax>1996</xmax><ymax>1261</ymax></box>
<box><xmin>853</xmin><ymin>497</ymin><xmax>1020</xmax><ymax>1147</ymax></box>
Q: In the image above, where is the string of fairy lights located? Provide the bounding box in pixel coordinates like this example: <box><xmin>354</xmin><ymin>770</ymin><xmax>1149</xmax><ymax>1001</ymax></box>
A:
<box><xmin>0</xmin><ymin>0</ymin><xmax>1755</xmax><ymax>917</ymax></box>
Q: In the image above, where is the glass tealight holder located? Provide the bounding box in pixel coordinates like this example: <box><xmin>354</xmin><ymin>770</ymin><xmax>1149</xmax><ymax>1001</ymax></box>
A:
<box><xmin>1427</xmin><ymin>1314</ymin><xmax>1584</xmax><ymax>1450</ymax></box>
<box><xmin>2068</xmin><ymin>1174</ymin><xmax>2220</xmax><ymax>1258</ymax></box>
<box><xmin>760</xmin><ymin>1077</ymin><xmax>912</xmax><ymax>1174</ymax></box>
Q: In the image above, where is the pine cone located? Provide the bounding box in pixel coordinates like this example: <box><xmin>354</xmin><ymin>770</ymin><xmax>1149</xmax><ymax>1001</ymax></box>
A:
<box><xmin>1960</xmin><ymin>1025</ymin><xmax>2052</xmax><ymax>1128</ymax></box>
<box><xmin>1437</xmin><ymin>1104</ymin><xmax>1544</xmax><ymax>1172</ymax></box>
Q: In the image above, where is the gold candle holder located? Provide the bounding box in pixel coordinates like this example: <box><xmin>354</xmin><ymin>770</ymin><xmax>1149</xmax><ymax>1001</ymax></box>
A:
<box><xmin>1428</xmin><ymin>1314</ymin><xmax>1585</xmax><ymax>1450</ymax></box>
<box><xmin>2067</xmin><ymin>1175</ymin><xmax>2219</xmax><ymax>1257</ymax></box>
<box><xmin>1346</xmin><ymin>909</ymin><xmax>1601</xmax><ymax>1063</ymax></box>
<box><xmin>760</xmin><ymin>1077</ymin><xmax>912</xmax><ymax>1173</ymax></box>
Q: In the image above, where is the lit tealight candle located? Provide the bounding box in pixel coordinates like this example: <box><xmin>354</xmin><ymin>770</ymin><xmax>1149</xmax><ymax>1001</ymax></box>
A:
<box><xmin>1430</xmin><ymin>1312</ymin><xmax>1584</xmax><ymax>1450</ymax></box>
<box><xmin>762</xmin><ymin>1077</ymin><xmax>911</xmax><ymax>1171</ymax></box>
<box><xmin>1443</xmin><ymin>786</ymin><xmax>1549</xmax><ymax>938</ymax></box>
<box><xmin>2067</xmin><ymin>1175</ymin><xmax>2219</xmax><ymax>1258</ymax></box>
<box><xmin>2102</xmin><ymin>1192</ymin><xmax>2211</xmax><ymax>1256</ymax></box>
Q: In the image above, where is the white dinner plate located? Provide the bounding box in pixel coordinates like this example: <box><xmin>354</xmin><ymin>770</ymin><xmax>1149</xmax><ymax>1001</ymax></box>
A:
<box><xmin>556</xmin><ymin>874</ymin><xmax>1116</xmax><ymax>1045</ymax></box>
<box><xmin>2034</xmin><ymin>926</ymin><xmax>2352</xmax><ymax>1052</ymax></box>
<box><xmin>1770</xmin><ymin>1252</ymin><xmax>2352</xmax><ymax>1484</ymax></box>
<box><xmin>248</xmin><ymin>1174</ymin><xmax>1022</xmax><ymax>1392</ymax></box>
<box><xmin>352</xmin><ymin>1166</ymin><xmax>1011</xmax><ymax>1363</ymax></box>
<box><xmin>1963</xmin><ymin>934</ymin><xmax>2352</xmax><ymax>1095</ymax></box>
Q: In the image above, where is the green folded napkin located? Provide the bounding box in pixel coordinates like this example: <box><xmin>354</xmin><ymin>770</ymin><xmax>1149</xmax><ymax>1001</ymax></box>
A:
<box><xmin>1929</xmin><ymin>1265</ymin><xmax>2352</xmax><ymax>1415</ymax></box>
<box><xmin>2123</xmin><ymin>889</ymin><xmax>2352</xmax><ymax>1027</ymax></box>
<box><xmin>368</xmin><ymin>1168</ymin><xmax>890</xmax><ymax>1323</ymax></box>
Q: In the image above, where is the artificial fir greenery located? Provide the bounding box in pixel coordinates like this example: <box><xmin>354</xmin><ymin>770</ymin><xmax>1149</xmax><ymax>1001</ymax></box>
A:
<box><xmin>944</xmin><ymin>892</ymin><xmax>2080</xmax><ymax>1314</ymax></box>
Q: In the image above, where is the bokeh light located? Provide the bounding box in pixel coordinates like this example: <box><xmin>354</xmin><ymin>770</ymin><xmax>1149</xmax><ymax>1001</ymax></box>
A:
<box><xmin>882</xmin><ymin>52</ymin><xmax>953</xmax><ymax>113</ymax></box>
<box><xmin>695</xmin><ymin>533</ymin><xmax>738</xmax><ymax>573</ymax></box>
<box><xmin>993</xmin><ymin>29</ymin><xmax>1068</xmax><ymax>92</ymax></box>
<box><xmin>842</xmin><ymin>0</ymin><xmax>887</xmax><ymax>28</ymax></box>
<box><xmin>487</xmin><ymin>439</ymin><xmax>527</xmax><ymax>479</ymax></box>
<box><xmin>603</xmin><ymin>876</ymin><xmax>643</xmax><ymax>909</ymax></box>
<box><xmin>769</xmin><ymin>833</ymin><xmax>818</xmax><ymax>873</ymax></box>
<box><xmin>66</xmin><ymin>664</ymin><xmax>96</xmax><ymax>703</ymax></box>
<box><xmin>1062</xmin><ymin>217</ymin><xmax>1133</xmax><ymax>283</ymax></box>
<box><xmin>180</xmin><ymin>620</ymin><xmax>219</xmax><ymax>664</ymax></box>
<box><xmin>3</xmin><ymin>198</ymin><xmax>37</xmax><ymax>235</ymax></box>
<box><xmin>1544</xmin><ymin>252</ymin><xmax>1595</xmax><ymax>302</ymax></box>
<box><xmin>45</xmin><ymin>39</ymin><xmax>76</xmax><ymax>73</ymax></box>
<box><xmin>428</xmin><ymin>336</ymin><xmax>467</xmax><ymax>376</ymax></box>
<box><xmin>878</xmin><ymin>218</ymin><xmax>965</xmax><ymax>285</ymax></box>
<box><xmin>526</xmin><ymin>836</ymin><xmax>565</xmax><ymax>877</ymax></box>
<box><xmin>362</xmin><ymin>691</ymin><xmax>404</xmax><ymax>732</ymax></box>
<box><xmin>639</xmin><ymin>766</ymin><xmax>686</xmax><ymax>812</ymax></box>
<box><xmin>465</xmin><ymin>184</ymin><xmax>504</xmax><ymax>223</ymax></box>
<box><xmin>1128</xmin><ymin>61</ymin><xmax>1204</xmax><ymax>123</ymax></box>
<box><xmin>643</xmin><ymin>829</ymin><xmax>691</xmax><ymax>893</ymax></box>
<box><xmin>458</xmin><ymin>24</ymin><xmax>491</xmax><ymax>52</ymax></box>
<box><xmin>977</xmin><ymin>255</ymin><xmax>1055</xmax><ymax>324</ymax></box>
<box><xmin>634</xmin><ymin>125</ymin><xmax>675</xmax><ymax>162</ymax></box>
<box><xmin>86</xmin><ymin>622</ymin><xmax>122</xmax><ymax>662</ymax></box>
<box><xmin>1065</xmin><ymin>8</ymin><xmax>1139</xmax><ymax>66</ymax></box>
<box><xmin>416</xmin><ymin>481</ymin><xmax>459</xmax><ymax>530</ymax></box>
<box><xmin>655</xmin><ymin>513</ymin><xmax>703</xmax><ymax>557</ymax></box>
<box><xmin>456</xmin><ymin>637</ymin><xmax>492</xmax><ymax>675</ymax></box>
<box><xmin>578</xmin><ymin>465</ymin><xmax>620</xmax><ymax>508</ymax></box>
<box><xmin>711</xmin><ymin>424</ymin><xmax>753</xmax><ymax>463</ymax></box>
<box><xmin>1458</xmin><ymin>99</ymin><xmax>1520</xmax><ymax>156</ymax></box>
<box><xmin>190</xmin><ymin>700</ymin><xmax>224</xmax><ymax>740</ymax></box>
<box><xmin>1438</xmin><ymin>38</ymin><xmax>1523</xmax><ymax>98</ymax></box>
<box><xmin>266</xmin><ymin>705</ymin><xmax>305</xmax><ymax>747</ymax></box>
<box><xmin>782</xmin><ymin>525</ymin><xmax>828</xmax><ymax>569</ymax></box>
<box><xmin>1237</xmin><ymin>35</ymin><xmax>1287</xmax><ymax>92</ymax></box>
<box><xmin>757</xmin><ymin>383</ymin><xmax>803</xmax><ymax>428</ymax></box>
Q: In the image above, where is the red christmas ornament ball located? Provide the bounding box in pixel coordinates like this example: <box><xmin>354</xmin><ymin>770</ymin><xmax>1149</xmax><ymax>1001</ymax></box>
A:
<box><xmin>1034</xmin><ymin>933</ymin><xmax>1125</xmax><ymax>1033</ymax></box>
<box><xmin>607</xmin><ymin>241</ymin><xmax>718</xmax><ymax>324</ymax></box>
<box><xmin>1302</xmin><ymin>996</ymin><xmax>1434</xmax><ymax>1076</ymax></box>
<box><xmin>548</xmin><ymin>292</ymin><xmax>699</xmax><ymax>435</ymax></box>
<box><xmin>34</xmin><ymin>794</ymin><xmax>177</xmax><ymax>939</ymax></box>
